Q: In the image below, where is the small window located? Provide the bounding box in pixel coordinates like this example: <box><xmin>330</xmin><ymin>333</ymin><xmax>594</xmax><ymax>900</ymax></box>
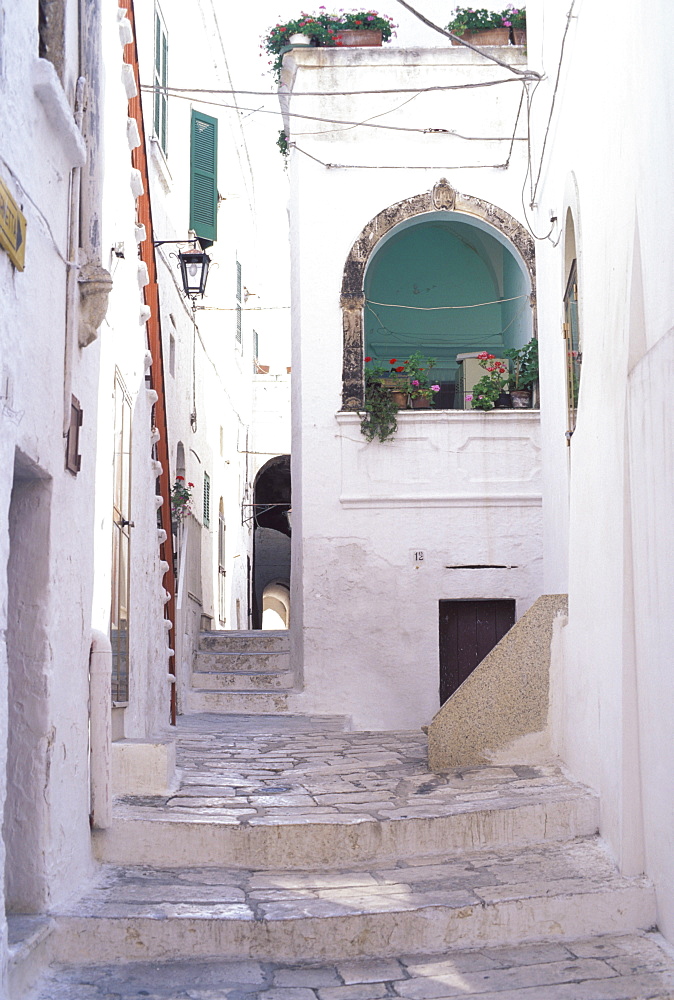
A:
<box><xmin>203</xmin><ymin>471</ymin><xmax>211</xmax><ymax>528</ymax></box>
<box><xmin>563</xmin><ymin>260</ymin><xmax>581</xmax><ymax>436</ymax></box>
<box><xmin>38</xmin><ymin>0</ymin><xmax>66</xmax><ymax>82</ymax></box>
<box><xmin>190</xmin><ymin>111</ymin><xmax>218</xmax><ymax>242</ymax></box>
<box><xmin>65</xmin><ymin>395</ymin><xmax>83</xmax><ymax>474</ymax></box>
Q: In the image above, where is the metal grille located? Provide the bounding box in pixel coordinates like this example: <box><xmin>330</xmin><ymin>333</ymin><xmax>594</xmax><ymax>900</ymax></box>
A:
<box><xmin>203</xmin><ymin>471</ymin><xmax>211</xmax><ymax>528</ymax></box>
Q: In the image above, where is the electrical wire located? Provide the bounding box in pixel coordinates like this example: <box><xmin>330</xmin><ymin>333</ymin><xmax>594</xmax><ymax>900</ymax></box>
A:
<box><xmin>0</xmin><ymin>154</ymin><xmax>78</xmax><ymax>269</ymax></box>
<box><xmin>140</xmin><ymin>78</ymin><xmax>527</xmax><ymax>97</ymax></box>
<box><xmin>392</xmin><ymin>0</ymin><xmax>541</xmax><ymax>80</ymax></box>
<box><xmin>291</xmin><ymin>143</ymin><xmax>511</xmax><ymax>170</ymax></box>
<box><xmin>366</xmin><ymin>294</ymin><xmax>529</xmax><ymax>310</ymax></box>
<box><xmin>530</xmin><ymin>0</ymin><xmax>577</xmax><ymax>205</ymax></box>
<box><xmin>140</xmin><ymin>87</ymin><xmax>526</xmax><ymax>140</ymax></box>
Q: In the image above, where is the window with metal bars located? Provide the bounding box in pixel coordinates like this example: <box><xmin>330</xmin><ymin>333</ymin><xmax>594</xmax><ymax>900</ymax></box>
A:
<box><xmin>153</xmin><ymin>6</ymin><xmax>168</xmax><ymax>154</ymax></box>
<box><xmin>203</xmin><ymin>471</ymin><xmax>211</xmax><ymax>528</ymax></box>
<box><xmin>236</xmin><ymin>260</ymin><xmax>242</xmax><ymax>344</ymax></box>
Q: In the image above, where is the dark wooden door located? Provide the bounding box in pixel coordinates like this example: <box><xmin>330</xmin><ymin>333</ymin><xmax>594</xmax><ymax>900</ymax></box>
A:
<box><xmin>439</xmin><ymin>599</ymin><xmax>516</xmax><ymax>705</ymax></box>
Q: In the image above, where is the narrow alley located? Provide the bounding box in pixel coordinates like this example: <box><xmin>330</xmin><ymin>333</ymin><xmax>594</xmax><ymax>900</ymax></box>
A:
<box><xmin>27</xmin><ymin>713</ymin><xmax>674</xmax><ymax>998</ymax></box>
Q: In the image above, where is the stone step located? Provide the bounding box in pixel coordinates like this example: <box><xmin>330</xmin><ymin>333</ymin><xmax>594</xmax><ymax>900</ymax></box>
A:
<box><xmin>192</xmin><ymin>669</ymin><xmax>295</xmax><ymax>692</ymax></box>
<box><xmin>32</xmin><ymin>933</ymin><xmax>674</xmax><ymax>1000</ymax></box>
<box><xmin>7</xmin><ymin>915</ymin><xmax>54</xmax><ymax>1000</ymax></box>
<box><xmin>49</xmin><ymin>839</ymin><xmax>655</xmax><ymax>965</ymax></box>
<box><xmin>94</xmin><ymin>778</ymin><xmax>599</xmax><ymax>869</ymax></box>
<box><xmin>200</xmin><ymin>630</ymin><xmax>289</xmax><ymax>654</ymax></box>
<box><xmin>183</xmin><ymin>689</ymin><xmax>293</xmax><ymax>714</ymax></box>
<box><xmin>195</xmin><ymin>649</ymin><xmax>291</xmax><ymax>673</ymax></box>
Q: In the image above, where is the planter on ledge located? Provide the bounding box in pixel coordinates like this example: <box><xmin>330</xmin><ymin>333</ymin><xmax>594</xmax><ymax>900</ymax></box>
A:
<box><xmin>451</xmin><ymin>27</ymin><xmax>511</xmax><ymax>46</ymax></box>
<box><xmin>334</xmin><ymin>29</ymin><xmax>383</xmax><ymax>47</ymax></box>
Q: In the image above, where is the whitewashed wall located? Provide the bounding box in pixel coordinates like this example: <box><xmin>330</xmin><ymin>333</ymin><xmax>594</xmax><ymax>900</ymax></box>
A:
<box><xmin>134</xmin><ymin>0</ymin><xmax>263</xmax><ymax>659</ymax></box>
<box><xmin>0</xmin><ymin>0</ymin><xmax>99</xmax><ymax>988</ymax></box>
<box><xmin>285</xmin><ymin>46</ymin><xmax>543</xmax><ymax>729</ymax></box>
<box><xmin>529</xmin><ymin>0</ymin><xmax>674</xmax><ymax>944</ymax></box>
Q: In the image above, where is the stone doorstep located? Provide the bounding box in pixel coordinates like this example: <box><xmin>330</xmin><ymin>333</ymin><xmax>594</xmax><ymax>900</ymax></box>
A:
<box><xmin>192</xmin><ymin>670</ymin><xmax>296</xmax><ymax>692</ymax></box>
<box><xmin>194</xmin><ymin>651</ymin><xmax>292</xmax><ymax>673</ymax></box>
<box><xmin>30</xmin><ymin>934</ymin><xmax>674</xmax><ymax>1000</ymax></box>
<box><xmin>199</xmin><ymin>631</ymin><xmax>289</xmax><ymax>654</ymax></box>
<box><xmin>184</xmin><ymin>690</ymin><xmax>293</xmax><ymax>715</ymax></box>
<box><xmin>93</xmin><ymin>791</ymin><xmax>600</xmax><ymax>869</ymax></box>
<box><xmin>49</xmin><ymin>840</ymin><xmax>655</xmax><ymax>965</ymax></box>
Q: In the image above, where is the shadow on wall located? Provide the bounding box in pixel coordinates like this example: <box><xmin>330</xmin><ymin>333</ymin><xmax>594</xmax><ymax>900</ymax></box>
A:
<box><xmin>252</xmin><ymin>455</ymin><xmax>290</xmax><ymax>629</ymax></box>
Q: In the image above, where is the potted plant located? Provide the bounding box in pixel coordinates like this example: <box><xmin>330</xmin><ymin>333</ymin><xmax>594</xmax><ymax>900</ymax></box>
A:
<box><xmin>360</xmin><ymin>354</ymin><xmax>440</xmax><ymax>440</ymax></box>
<box><xmin>469</xmin><ymin>352</ymin><xmax>509</xmax><ymax>410</ymax></box>
<box><xmin>361</xmin><ymin>362</ymin><xmax>402</xmax><ymax>442</ymax></box>
<box><xmin>503</xmin><ymin>337</ymin><xmax>538</xmax><ymax>407</ymax></box>
<box><xmin>504</xmin><ymin>5</ymin><xmax>527</xmax><ymax>45</ymax></box>
<box><xmin>262</xmin><ymin>11</ymin><xmax>395</xmax><ymax>79</ymax></box>
<box><xmin>402</xmin><ymin>351</ymin><xmax>441</xmax><ymax>409</ymax></box>
<box><xmin>170</xmin><ymin>476</ymin><xmax>194</xmax><ymax>521</ymax></box>
<box><xmin>447</xmin><ymin>6</ymin><xmax>511</xmax><ymax>46</ymax></box>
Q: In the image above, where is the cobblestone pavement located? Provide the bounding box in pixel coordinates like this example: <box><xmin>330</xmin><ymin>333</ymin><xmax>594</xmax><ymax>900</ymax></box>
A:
<box><xmin>114</xmin><ymin>714</ymin><xmax>586</xmax><ymax>826</ymax></box>
<box><xmin>35</xmin><ymin>933</ymin><xmax>674</xmax><ymax>999</ymax></box>
<box><xmin>62</xmin><ymin>837</ymin><xmax>639</xmax><ymax>923</ymax></box>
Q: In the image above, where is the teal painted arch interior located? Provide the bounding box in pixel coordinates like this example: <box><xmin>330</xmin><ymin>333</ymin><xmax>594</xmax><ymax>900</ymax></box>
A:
<box><xmin>364</xmin><ymin>213</ymin><xmax>533</xmax><ymax>408</ymax></box>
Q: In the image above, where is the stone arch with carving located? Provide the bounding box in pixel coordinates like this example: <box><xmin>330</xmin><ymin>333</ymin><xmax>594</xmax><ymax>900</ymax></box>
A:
<box><xmin>339</xmin><ymin>179</ymin><xmax>536</xmax><ymax>410</ymax></box>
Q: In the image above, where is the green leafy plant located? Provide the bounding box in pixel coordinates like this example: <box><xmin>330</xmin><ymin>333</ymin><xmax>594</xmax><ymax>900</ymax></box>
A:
<box><xmin>360</xmin><ymin>354</ymin><xmax>440</xmax><ymax>440</ymax></box>
<box><xmin>503</xmin><ymin>337</ymin><xmax>538</xmax><ymax>389</ymax></box>
<box><xmin>447</xmin><ymin>6</ymin><xmax>506</xmax><ymax>33</ymax></box>
<box><xmin>361</xmin><ymin>365</ymin><xmax>401</xmax><ymax>442</ymax></box>
<box><xmin>446</xmin><ymin>5</ymin><xmax>526</xmax><ymax>35</ymax></box>
<box><xmin>503</xmin><ymin>4</ymin><xmax>526</xmax><ymax>30</ymax></box>
<box><xmin>469</xmin><ymin>352</ymin><xmax>508</xmax><ymax>410</ymax></box>
<box><xmin>170</xmin><ymin>476</ymin><xmax>194</xmax><ymax>521</ymax></box>
<box><xmin>400</xmin><ymin>351</ymin><xmax>440</xmax><ymax>400</ymax></box>
<box><xmin>277</xmin><ymin>129</ymin><xmax>290</xmax><ymax>157</ymax></box>
<box><xmin>262</xmin><ymin>10</ymin><xmax>395</xmax><ymax>78</ymax></box>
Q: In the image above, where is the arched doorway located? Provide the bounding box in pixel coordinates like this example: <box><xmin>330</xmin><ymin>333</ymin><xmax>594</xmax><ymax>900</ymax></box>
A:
<box><xmin>340</xmin><ymin>179</ymin><xmax>536</xmax><ymax>410</ymax></box>
<box><xmin>252</xmin><ymin>455</ymin><xmax>290</xmax><ymax>630</ymax></box>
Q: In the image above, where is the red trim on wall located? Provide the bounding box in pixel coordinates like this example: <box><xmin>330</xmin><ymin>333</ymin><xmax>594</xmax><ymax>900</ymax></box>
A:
<box><xmin>121</xmin><ymin>0</ymin><xmax>177</xmax><ymax>725</ymax></box>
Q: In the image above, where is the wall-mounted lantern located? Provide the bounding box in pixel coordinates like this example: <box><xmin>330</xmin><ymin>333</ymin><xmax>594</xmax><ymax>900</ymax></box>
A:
<box><xmin>178</xmin><ymin>246</ymin><xmax>211</xmax><ymax>298</ymax></box>
<box><xmin>153</xmin><ymin>239</ymin><xmax>211</xmax><ymax>299</ymax></box>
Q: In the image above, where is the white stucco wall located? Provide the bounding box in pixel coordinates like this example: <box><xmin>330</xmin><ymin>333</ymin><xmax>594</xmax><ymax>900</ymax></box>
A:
<box><xmin>529</xmin><ymin>0</ymin><xmax>674</xmax><ymax>944</ymax></box>
<box><xmin>286</xmin><ymin>45</ymin><xmax>543</xmax><ymax>730</ymax></box>
<box><xmin>0</xmin><ymin>1</ymin><xmax>100</xmax><ymax>984</ymax></box>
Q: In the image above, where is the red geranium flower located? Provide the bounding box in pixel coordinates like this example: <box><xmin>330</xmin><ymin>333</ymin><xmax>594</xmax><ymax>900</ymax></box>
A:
<box><xmin>176</xmin><ymin>475</ymin><xmax>184</xmax><ymax>480</ymax></box>
<box><xmin>389</xmin><ymin>358</ymin><xmax>397</xmax><ymax>364</ymax></box>
<box><xmin>394</xmin><ymin>366</ymin><xmax>405</xmax><ymax>373</ymax></box>
<box><xmin>188</xmin><ymin>482</ymin><xmax>194</xmax><ymax>488</ymax></box>
<box><xmin>364</xmin><ymin>356</ymin><xmax>372</xmax><ymax>362</ymax></box>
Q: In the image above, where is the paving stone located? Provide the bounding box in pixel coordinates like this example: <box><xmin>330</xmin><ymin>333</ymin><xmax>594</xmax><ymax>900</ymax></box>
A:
<box><xmin>317</xmin><ymin>985</ymin><xmax>390</xmax><ymax>1000</ymax></box>
<box><xmin>336</xmin><ymin>959</ymin><xmax>405</xmax><ymax>983</ymax></box>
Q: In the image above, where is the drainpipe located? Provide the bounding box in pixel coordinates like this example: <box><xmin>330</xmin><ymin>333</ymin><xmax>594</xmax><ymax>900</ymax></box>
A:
<box><xmin>62</xmin><ymin>75</ymin><xmax>86</xmax><ymax>436</ymax></box>
<box><xmin>89</xmin><ymin>629</ymin><xmax>112</xmax><ymax>830</ymax></box>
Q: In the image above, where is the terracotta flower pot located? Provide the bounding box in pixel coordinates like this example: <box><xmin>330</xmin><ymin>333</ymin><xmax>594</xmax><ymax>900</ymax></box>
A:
<box><xmin>412</xmin><ymin>397</ymin><xmax>432</xmax><ymax>409</ymax></box>
<box><xmin>512</xmin><ymin>29</ymin><xmax>527</xmax><ymax>46</ymax></box>
<box><xmin>451</xmin><ymin>27</ymin><xmax>511</xmax><ymax>46</ymax></box>
<box><xmin>334</xmin><ymin>29</ymin><xmax>383</xmax><ymax>47</ymax></box>
<box><xmin>510</xmin><ymin>389</ymin><xmax>532</xmax><ymax>408</ymax></box>
<box><xmin>391</xmin><ymin>390</ymin><xmax>409</xmax><ymax>408</ymax></box>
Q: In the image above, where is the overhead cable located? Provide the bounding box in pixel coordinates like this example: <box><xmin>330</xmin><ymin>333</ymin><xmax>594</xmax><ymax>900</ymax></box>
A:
<box><xmin>291</xmin><ymin>144</ymin><xmax>510</xmax><ymax>170</ymax></box>
<box><xmin>366</xmin><ymin>294</ymin><xmax>530</xmax><ymax>310</ymax></box>
<box><xmin>140</xmin><ymin>78</ymin><xmax>526</xmax><ymax>98</ymax></box>
<box><xmin>393</xmin><ymin>0</ymin><xmax>541</xmax><ymax>80</ymax></box>
<box><xmin>142</xmin><ymin>87</ymin><xmax>526</xmax><ymax>139</ymax></box>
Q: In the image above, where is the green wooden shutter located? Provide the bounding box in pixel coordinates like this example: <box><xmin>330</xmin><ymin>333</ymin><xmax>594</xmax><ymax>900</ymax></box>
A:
<box><xmin>190</xmin><ymin>111</ymin><xmax>218</xmax><ymax>242</ymax></box>
<box><xmin>154</xmin><ymin>9</ymin><xmax>168</xmax><ymax>154</ymax></box>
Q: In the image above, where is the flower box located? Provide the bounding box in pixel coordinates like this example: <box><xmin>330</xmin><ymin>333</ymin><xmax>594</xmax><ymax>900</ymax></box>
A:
<box><xmin>334</xmin><ymin>29</ymin><xmax>383</xmax><ymax>47</ymax></box>
<box><xmin>451</xmin><ymin>27</ymin><xmax>511</xmax><ymax>46</ymax></box>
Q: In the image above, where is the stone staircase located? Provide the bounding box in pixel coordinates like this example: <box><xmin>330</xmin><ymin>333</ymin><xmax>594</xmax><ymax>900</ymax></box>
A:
<box><xmin>26</xmin><ymin>714</ymin><xmax>674</xmax><ymax>999</ymax></box>
<box><xmin>184</xmin><ymin>630</ymin><xmax>296</xmax><ymax>714</ymax></box>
